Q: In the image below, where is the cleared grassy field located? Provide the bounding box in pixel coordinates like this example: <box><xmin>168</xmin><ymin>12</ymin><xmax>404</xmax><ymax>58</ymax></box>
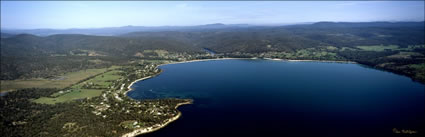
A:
<box><xmin>409</xmin><ymin>63</ymin><xmax>425</xmax><ymax>80</ymax></box>
<box><xmin>0</xmin><ymin>66</ymin><xmax>119</xmax><ymax>92</ymax></box>
<box><xmin>33</xmin><ymin>69</ymin><xmax>123</xmax><ymax>104</ymax></box>
<box><xmin>33</xmin><ymin>89</ymin><xmax>103</xmax><ymax>104</ymax></box>
<box><xmin>409</xmin><ymin>63</ymin><xmax>425</xmax><ymax>70</ymax></box>
<box><xmin>84</xmin><ymin>70</ymin><xmax>123</xmax><ymax>88</ymax></box>
<box><xmin>387</xmin><ymin>52</ymin><xmax>424</xmax><ymax>58</ymax></box>
<box><xmin>356</xmin><ymin>45</ymin><xmax>399</xmax><ymax>51</ymax></box>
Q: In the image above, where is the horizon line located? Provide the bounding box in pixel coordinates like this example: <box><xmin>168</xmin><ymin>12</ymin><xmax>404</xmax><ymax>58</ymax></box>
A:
<box><xmin>1</xmin><ymin>20</ymin><xmax>424</xmax><ymax>30</ymax></box>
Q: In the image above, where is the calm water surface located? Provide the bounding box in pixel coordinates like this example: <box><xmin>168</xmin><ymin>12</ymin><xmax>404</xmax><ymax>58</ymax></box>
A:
<box><xmin>128</xmin><ymin>59</ymin><xmax>424</xmax><ymax>137</ymax></box>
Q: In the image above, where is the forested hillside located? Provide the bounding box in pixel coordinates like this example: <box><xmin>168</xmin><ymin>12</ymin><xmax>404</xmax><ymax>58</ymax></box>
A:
<box><xmin>123</xmin><ymin>21</ymin><xmax>425</xmax><ymax>53</ymax></box>
<box><xmin>1</xmin><ymin>22</ymin><xmax>424</xmax><ymax>82</ymax></box>
<box><xmin>1</xmin><ymin>34</ymin><xmax>202</xmax><ymax>57</ymax></box>
<box><xmin>3</xmin><ymin>22</ymin><xmax>423</xmax><ymax>56</ymax></box>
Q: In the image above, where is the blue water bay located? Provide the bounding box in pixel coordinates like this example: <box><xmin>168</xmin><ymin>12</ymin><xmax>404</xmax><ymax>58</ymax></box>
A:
<box><xmin>128</xmin><ymin>59</ymin><xmax>424</xmax><ymax>137</ymax></box>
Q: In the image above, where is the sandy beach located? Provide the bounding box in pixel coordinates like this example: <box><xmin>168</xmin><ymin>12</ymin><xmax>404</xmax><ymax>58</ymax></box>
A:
<box><xmin>263</xmin><ymin>58</ymin><xmax>357</xmax><ymax>63</ymax></box>
<box><xmin>285</xmin><ymin>59</ymin><xmax>357</xmax><ymax>63</ymax></box>
<box><xmin>158</xmin><ymin>57</ymin><xmax>246</xmax><ymax>67</ymax></box>
<box><xmin>123</xmin><ymin>76</ymin><xmax>153</xmax><ymax>96</ymax></box>
<box><xmin>161</xmin><ymin>57</ymin><xmax>356</xmax><ymax>68</ymax></box>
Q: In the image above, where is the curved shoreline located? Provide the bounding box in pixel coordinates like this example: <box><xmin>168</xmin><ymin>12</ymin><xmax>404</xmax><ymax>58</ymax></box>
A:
<box><xmin>124</xmin><ymin>76</ymin><xmax>153</xmax><ymax>96</ymax></box>
<box><xmin>125</xmin><ymin>58</ymin><xmax>244</xmax><ymax>96</ymax></box>
<box><xmin>159</xmin><ymin>58</ymin><xmax>357</xmax><ymax>68</ymax></box>
<box><xmin>121</xmin><ymin>57</ymin><xmax>356</xmax><ymax>136</ymax></box>
<box><xmin>285</xmin><ymin>59</ymin><xmax>357</xmax><ymax>63</ymax></box>
<box><xmin>262</xmin><ymin>58</ymin><xmax>357</xmax><ymax>63</ymax></box>
<box><xmin>124</xmin><ymin>68</ymin><xmax>164</xmax><ymax>96</ymax></box>
<box><xmin>122</xmin><ymin>64</ymin><xmax>192</xmax><ymax>137</ymax></box>
<box><xmin>158</xmin><ymin>57</ymin><xmax>244</xmax><ymax>67</ymax></box>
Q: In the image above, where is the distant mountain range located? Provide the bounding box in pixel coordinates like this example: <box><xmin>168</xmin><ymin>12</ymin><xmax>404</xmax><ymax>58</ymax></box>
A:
<box><xmin>308</xmin><ymin>21</ymin><xmax>425</xmax><ymax>28</ymax></box>
<box><xmin>1</xmin><ymin>33</ymin><xmax>16</xmax><ymax>38</ymax></box>
<box><xmin>2</xmin><ymin>21</ymin><xmax>423</xmax><ymax>37</ymax></box>
<box><xmin>1</xmin><ymin>23</ymin><xmax>257</xmax><ymax>36</ymax></box>
<box><xmin>1</xmin><ymin>21</ymin><xmax>424</xmax><ymax>56</ymax></box>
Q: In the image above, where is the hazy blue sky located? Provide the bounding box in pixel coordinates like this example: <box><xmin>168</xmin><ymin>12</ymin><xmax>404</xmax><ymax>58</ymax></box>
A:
<box><xmin>1</xmin><ymin>1</ymin><xmax>424</xmax><ymax>29</ymax></box>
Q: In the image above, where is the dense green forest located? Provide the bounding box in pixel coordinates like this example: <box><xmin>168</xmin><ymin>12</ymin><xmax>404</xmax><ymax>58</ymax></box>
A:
<box><xmin>1</xmin><ymin>22</ymin><xmax>424</xmax><ymax>82</ymax></box>
<box><xmin>3</xmin><ymin>22</ymin><xmax>424</xmax><ymax>56</ymax></box>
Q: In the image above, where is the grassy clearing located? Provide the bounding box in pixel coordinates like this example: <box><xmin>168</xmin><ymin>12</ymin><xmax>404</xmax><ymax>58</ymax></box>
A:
<box><xmin>81</xmin><ymin>70</ymin><xmax>123</xmax><ymax>88</ymax></box>
<box><xmin>409</xmin><ymin>63</ymin><xmax>425</xmax><ymax>70</ymax></box>
<box><xmin>0</xmin><ymin>66</ymin><xmax>119</xmax><ymax>92</ymax></box>
<box><xmin>354</xmin><ymin>44</ymin><xmax>423</xmax><ymax>52</ymax></box>
<box><xmin>143</xmin><ymin>50</ymin><xmax>169</xmax><ymax>56</ymax></box>
<box><xmin>356</xmin><ymin>45</ymin><xmax>399</xmax><ymax>51</ymax></box>
<box><xmin>326</xmin><ymin>46</ymin><xmax>338</xmax><ymax>51</ymax></box>
<box><xmin>120</xmin><ymin>120</ymin><xmax>140</xmax><ymax>129</ymax></box>
<box><xmin>387</xmin><ymin>52</ymin><xmax>424</xmax><ymax>58</ymax></box>
<box><xmin>406</xmin><ymin>45</ymin><xmax>425</xmax><ymax>50</ymax></box>
<box><xmin>33</xmin><ymin>68</ymin><xmax>123</xmax><ymax>104</ymax></box>
<box><xmin>408</xmin><ymin>63</ymin><xmax>425</xmax><ymax>82</ymax></box>
<box><xmin>339</xmin><ymin>47</ymin><xmax>358</xmax><ymax>51</ymax></box>
<box><xmin>33</xmin><ymin>89</ymin><xmax>103</xmax><ymax>104</ymax></box>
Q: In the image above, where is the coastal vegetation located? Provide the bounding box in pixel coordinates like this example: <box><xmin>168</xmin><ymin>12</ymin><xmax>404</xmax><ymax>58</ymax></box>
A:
<box><xmin>1</xmin><ymin>61</ymin><xmax>192</xmax><ymax>136</ymax></box>
<box><xmin>1</xmin><ymin>22</ymin><xmax>424</xmax><ymax>136</ymax></box>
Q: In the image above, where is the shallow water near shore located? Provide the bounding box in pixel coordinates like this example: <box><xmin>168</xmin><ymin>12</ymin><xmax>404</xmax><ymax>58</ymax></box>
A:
<box><xmin>127</xmin><ymin>59</ymin><xmax>424</xmax><ymax>137</ymax></box>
